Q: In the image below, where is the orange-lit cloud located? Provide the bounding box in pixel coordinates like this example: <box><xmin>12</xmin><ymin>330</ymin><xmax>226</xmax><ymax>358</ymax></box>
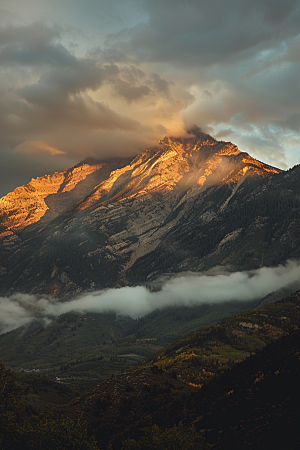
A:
<box><xmin>13</xmin><ymin>141</ymin><xmax>67</xmax><ymax>156</ymax></box>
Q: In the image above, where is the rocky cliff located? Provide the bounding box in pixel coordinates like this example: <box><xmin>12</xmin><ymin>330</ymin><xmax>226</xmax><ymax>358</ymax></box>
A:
<box><xmin>0</xmin><ymin>157</ymin><xmax>132</xmax><ymax>237</ymax></box>
<box><xmin>0</xmin><ymin>133</ymin><xmax>299</xmax><ymax>297</ymax></box>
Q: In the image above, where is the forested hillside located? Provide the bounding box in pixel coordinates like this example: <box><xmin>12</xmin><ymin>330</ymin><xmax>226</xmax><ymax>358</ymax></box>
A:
<box><xmin>1</xmin><ymin>292</ymin><xmax>300</xmax><ymax>449</ymax></box>
<box><xmin>55</xmin><ymin>291</ymin><xmax>300</xmax><ymax>449</ymax></box>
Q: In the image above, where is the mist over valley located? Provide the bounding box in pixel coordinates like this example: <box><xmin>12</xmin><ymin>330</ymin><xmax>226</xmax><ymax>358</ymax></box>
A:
<box><xmin>1</xmin><ymin>260</ymin><xmax>300</xmax><ymax>335</ymax></box>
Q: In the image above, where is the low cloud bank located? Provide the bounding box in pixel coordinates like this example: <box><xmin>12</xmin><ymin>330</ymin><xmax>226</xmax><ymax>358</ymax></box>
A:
<box><xmin>1</xmin><ymin>260</ymin><xmax>300</xmax><ymax>334</ymax></box>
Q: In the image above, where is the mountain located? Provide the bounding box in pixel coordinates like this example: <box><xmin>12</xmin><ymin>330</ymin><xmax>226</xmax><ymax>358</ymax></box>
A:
<box><xmin>1</xmin><ymin>132</ymin><xmax>300</xmax><ymax>297</ymax></box>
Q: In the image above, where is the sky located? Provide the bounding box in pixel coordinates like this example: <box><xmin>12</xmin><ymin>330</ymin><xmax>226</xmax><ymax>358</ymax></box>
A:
<box><xmin>0</xmin><ymin>0</ymin><xmax>300</xmax><ymax>196</ymax></box>
<box><xmin>1</xmin><ymin>260</ymin><xmax>300</xmax><ymax>333</ymax></box>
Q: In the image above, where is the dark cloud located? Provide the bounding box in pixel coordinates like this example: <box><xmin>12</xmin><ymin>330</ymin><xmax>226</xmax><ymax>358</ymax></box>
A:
<box><xmin>113</xmin><ymin>80</ymin><xmax>151</xmax><ymax>102</ymax></box>
<box><xmin>85</xmin><ymin>0</ymin><xmax>300</xmax><ymax>169</ymax></box>
<box><xmin>100</xmin><ymin>0</ymin><xmax>300</xmax><ymax>66</ymax></box>
<box><xmin>186</xmin><ymin>124</ymin><xmax>205</xmax><ymax>138</ymax></box>
<box><xmin>111</xmin><ymin>68</ymin><xmax>171</xmax><ymax>102</ymax></box>
<box><xmin>0</xmin><ymin>21</ymin><xmax>61</xmax><ymax>47</ymax></box>
<box><xmin>0</xmin><ymin>22</ymin><xmax>172</xmax><ymax>136</ymax></box>
<box><xmin>0</xmin><ymin>8</ymin><xmax>19</xmax><ymax>24</ymax></box>
<box><xmin>17</xmin><ymin>60</ymin><xmax>106</xmax><ymax>105</ymax></box>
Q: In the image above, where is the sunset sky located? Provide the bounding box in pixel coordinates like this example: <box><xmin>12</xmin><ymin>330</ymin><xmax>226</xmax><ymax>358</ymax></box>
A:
<box><xmin>0</xmin><ymin>0</ymin><xmax>300</xmax><ymax>196</ymax></box>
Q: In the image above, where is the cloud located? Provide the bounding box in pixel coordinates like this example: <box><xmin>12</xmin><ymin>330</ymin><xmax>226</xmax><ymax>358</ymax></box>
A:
<box><xmin>14</xmin><ymin>141</ymin><xmax>67</xmax><ymax>156</ymax></box>
<box><xmin>17</xmin><ymin>59</ymin><xmax>106</xmax><ymax>105</ymax></box>
<box><xmin>0</xmin><ymin>23</ymin><xmax>161</xmax><ymax>197</ymax></box>
<box><xmin>111</xmin><ymin>70</ymin><xmax>171</xmax><ymax>103</ymax></box>
<box><xmin>186</xmin><ymin>124</ymin><xmax>205</xmax><ymax>138</ymax></box>
<box><xmin>1</xmin><ymin>260</ymin><xmax>300</xmax><ymax>334</ymax></box>
<box><xmin>0</xmin><ymin>22</ymin><xmax>61</xmax><ymax>52</ymax></box>
<box><xmin>0</xmin><ymin>293</ymin><xmax>50</xmax><ymax>334</ymax></box>
<box><xmin>1</xmin><ymin>0</ymin><xmax>300</xmax><ymax>196</ymax></box>
<box><xmin>0</xmin><ymin>21</ymin><xmax>179</xmax><ymax>196</ymax></box>
<box><xmin>100</xmin><ymin>0</ymin><xmax>300</xmax><ymax>66</ymax></box>
<box><xmin>0</xmin><ymin>8</ymin><xmax>20</xmax><ymax>25</ymax></box>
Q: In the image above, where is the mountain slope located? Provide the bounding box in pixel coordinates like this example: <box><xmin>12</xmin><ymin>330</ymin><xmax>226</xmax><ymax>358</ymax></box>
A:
<box><xmin>146</xmin><ymin>290</ymin><xmax>300</xmax><ymax>386</ymax></box>
<box><xmin>0</xmin><ymin>157</ymin><xmax>132</xmax><ymax>237</ymax></box>
<box><xmin>55</xmin><ymin>292</ymin><xmax>300</xmax><ymax>449</ymax></box>
<box><xmin>1</xmin><ymin>133</ymin><xmax>299</xmax><ymax>297</ymax></box>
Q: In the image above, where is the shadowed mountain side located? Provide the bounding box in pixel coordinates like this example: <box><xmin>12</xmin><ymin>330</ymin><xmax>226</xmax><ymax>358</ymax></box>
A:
<box><xmin>258</xmin><ymin>281</ymin><xmax>300</xmax><ymax>307</ymax></box>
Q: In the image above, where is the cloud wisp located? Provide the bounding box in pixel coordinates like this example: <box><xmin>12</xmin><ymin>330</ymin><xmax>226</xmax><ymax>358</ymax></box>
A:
<box><xmin>1</xmin><ymin>260</ymin><xmax>300</xmax><ymax>334</ymax></box>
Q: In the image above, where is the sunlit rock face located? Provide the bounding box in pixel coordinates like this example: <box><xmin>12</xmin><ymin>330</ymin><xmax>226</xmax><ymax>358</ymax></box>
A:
<box><xmin>0</xmin><ymin>133</ymin><xmax>299</xmax><ymax>297</ymax></box>
<box><xmin>74</xmin><ymin>134</ymin><xmax>278</xmax><ymax>210</ymax></box>
<box><xmin>0</xmin><ymin>158</ymin><xmax>132</xmax><ymax>237</ymax></box>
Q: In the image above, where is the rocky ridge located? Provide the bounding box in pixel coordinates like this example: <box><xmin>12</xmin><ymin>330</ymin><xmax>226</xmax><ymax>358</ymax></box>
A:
<box><xmin>74</xmin><ymin>134</ymin><xmax>277</xmax><ymax>210</ymax></box>
<box><xmin>0</xmin><ymin>157</ymin><xmax>132</xmax><ymax>237</ymax></box>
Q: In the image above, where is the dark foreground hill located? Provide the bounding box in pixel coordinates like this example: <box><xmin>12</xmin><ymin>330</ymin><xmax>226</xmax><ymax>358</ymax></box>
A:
<box><xmin>1</xmin><ymin>133</ymin><xmax>300</xmax><ymax>297</ymax></box>
<box><xmin>1</xmin><ymin>292</ymin><xmax>300</xmax><ymax>449</ymax></box>
<box><xmin>53</xmin><ymin>292</ymin><xmax>300</xmax><ymax>449</ymax></box>
<box><xmin>55</xmin><ymin>329</ymin><xmax>300</xmax><ymax>450</ymax></box>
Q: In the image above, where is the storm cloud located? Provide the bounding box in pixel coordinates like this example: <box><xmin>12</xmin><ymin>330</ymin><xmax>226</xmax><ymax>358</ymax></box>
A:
<box><xmin>1</xmin><ymin>261</ymin><xmax>300</xmax><ymax>334</ymax></box>
<box><xmin>0</xmin><ymin>0</ymin><xmax>300</xmax><ymax>196</ymax></box>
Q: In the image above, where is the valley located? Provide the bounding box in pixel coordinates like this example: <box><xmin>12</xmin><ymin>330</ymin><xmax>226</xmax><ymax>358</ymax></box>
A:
<box><xmin>0</xmin><ymin>299</ymin><xmax>261</xmax><ymax>391</ymax></box>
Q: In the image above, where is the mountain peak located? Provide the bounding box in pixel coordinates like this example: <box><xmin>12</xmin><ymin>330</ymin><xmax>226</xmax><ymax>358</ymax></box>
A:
<box><xmin>159</xmin><ymin>131</ymin><xmax>217</xmax><ymax>146</ymax></box>
<box><xmin>0</xmin><ymin>134</ymin><xmax>279</xmax><ymax>238</ymax></box>
<box><xmin>75</xmin><ymin>135</ymin><xmax>278</xmax><ymax>211</ymax></box>
<box><xmin>158</xmin><ymin>133</ymin><xmax>240</xmax><ymax>158</ymax></box>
